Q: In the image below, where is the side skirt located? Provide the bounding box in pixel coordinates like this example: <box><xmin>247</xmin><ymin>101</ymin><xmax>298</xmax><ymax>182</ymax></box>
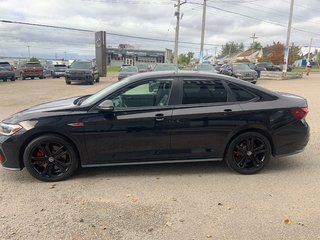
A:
<box><xmin>82</xmin><ymin>158</ymin><xmax>223</xmax><ymax>168</ymax></box>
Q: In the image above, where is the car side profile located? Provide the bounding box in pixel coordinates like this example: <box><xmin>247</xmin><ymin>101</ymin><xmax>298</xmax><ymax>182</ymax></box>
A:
<box><xmin>0</xmin><ymin>72</ymin><xmax>309</xmax><ymax>181</ymax></box>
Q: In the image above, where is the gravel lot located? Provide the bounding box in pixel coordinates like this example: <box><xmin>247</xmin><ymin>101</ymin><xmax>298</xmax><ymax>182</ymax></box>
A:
<box><xmin>0</xmin><ymin>74</ymin><xmax>319</xmax><ymax>240</ymax></box>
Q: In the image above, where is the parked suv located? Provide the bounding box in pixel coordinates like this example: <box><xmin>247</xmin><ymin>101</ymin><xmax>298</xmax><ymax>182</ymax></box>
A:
<box><xmin>48</xmin><ymin>64</ymin><xmax>68</xmax><ymax>78</ymax></box>
<box><xmin>0</xmin><ymin>62</ymin><xmax>15</xmax><ymax>82</ymax></box>
<box><xmin>65</xmin><ymin>60</ymin><xmax>99</xmax><ymax>85</ymax></box>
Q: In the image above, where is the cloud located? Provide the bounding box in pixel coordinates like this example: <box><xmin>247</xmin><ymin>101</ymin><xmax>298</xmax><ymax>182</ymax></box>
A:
<box><xmin>0</xmin><ymin>0</ymin><xmax>319</xmax><ymax>59</ymax></box>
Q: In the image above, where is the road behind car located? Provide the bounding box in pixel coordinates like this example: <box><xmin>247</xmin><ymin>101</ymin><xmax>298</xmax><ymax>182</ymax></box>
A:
<box><xmin>0</xmin><ymin>76</ymin><xmax>319</xmax><ymax>239</ymax></box>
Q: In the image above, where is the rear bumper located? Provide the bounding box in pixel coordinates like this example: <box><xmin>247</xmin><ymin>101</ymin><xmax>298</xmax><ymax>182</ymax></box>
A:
<box><xmin>273</xmin><ymin>120</ymin><xmax>310</xmax><ymax>156</ymax></box>
<box><xmin>23</xmin><ymin>73</ymin><xmax>43</xmax><ymax>77</ymax></box>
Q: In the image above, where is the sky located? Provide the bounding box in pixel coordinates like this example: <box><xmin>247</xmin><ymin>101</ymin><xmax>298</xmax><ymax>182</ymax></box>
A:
<box><xmin>0</xmin><ymin>0</ymin><xmax>319</xmax><ymax>59</ymax></box>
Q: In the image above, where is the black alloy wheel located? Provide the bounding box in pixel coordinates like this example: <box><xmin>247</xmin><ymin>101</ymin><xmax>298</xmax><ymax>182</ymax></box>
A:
<box><xmin>24</xmin><ymin>135</ymin><xmax>79</xmax><ymax>181</ymax></box>
<box><xmin>225</xmin><ymin>132</ymin><xmax>271</xmax><ymax>174</ymax></box>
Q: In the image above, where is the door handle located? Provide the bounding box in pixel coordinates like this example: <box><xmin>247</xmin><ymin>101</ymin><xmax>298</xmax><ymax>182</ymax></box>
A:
<box><xmin>155</xmin><ymin>113</ymin><xmax>165</xmax><ymax>121</ymax></box>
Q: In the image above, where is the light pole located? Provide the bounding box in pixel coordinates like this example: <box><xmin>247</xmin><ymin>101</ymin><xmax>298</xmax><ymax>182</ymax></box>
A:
<box><xmin>173</xmin><ymin>0</ymin><xmax>186</xmax><ymax>64</ymax></box>
<box><xmin>283</xmin><ymin>0</ymin><xmax>294</xmax><ymax>73</ymax></box>
<box><xmin>250</xmin><ymin>33</ymin><xmax>258</xmax><ymax>63</ymax></box>
<box><xmin>199</xmin><ymin>0</ymin><xmax>207</xmax><ymax>64</ymax></box>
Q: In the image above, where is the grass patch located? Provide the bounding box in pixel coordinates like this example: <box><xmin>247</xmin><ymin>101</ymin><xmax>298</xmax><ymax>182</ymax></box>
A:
<box><xmin>292</xmin><ymin>68</ymin><xmax>320</xmax><ymax>72</ymax></box>
<box><xmin>107</xmin><ymin>66</ymin><xmax>121</xmax><ymax>72</ymax></box>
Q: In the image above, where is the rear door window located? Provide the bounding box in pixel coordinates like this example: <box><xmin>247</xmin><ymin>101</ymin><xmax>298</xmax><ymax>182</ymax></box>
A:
<box><xmin>228</xmin><ymin>83</ymin><xmax>257</xmax><ymax>102</ymax></box>
<box><xmin>182</xmin><ymin>79</ymin><xmax>228</xmax><ymax>104</ymax></box>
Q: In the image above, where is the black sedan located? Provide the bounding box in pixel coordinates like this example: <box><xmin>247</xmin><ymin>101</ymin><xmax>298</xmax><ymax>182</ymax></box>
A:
<box><xmin>118</xmin><ymin>66</ymin><xmax>139</xmax><ymax>80</ymax></box>
<box><xmin>0</xmin><ymin>72</ymin><xmax>309</xmax><ymax>181</ymax></box>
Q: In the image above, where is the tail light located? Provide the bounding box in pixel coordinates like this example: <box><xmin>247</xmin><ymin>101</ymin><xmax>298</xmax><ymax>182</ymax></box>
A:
<box><xmin>291</xmin><ymin>107</ymin><xmax>308</xmax><ymax>120</ymax></box>
<box><xmin>0</xmin><ymin>152</ymin><xmax>3</xmax><ymax>163</ymax></box>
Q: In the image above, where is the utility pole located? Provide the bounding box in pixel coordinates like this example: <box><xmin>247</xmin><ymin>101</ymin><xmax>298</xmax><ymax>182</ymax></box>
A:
<box><xmin>283</xmin><ymin>0</ymin><xmax>294</xmax><ymax>73</ymax></box>
<box><xmin>307</xmin><ymin>38</ymin><xmax>313</xmax><ymax>61</ymax></box>
<box><xmin>173</xmin><ymin>0</ymin><xmax>186</xmax><ymax>64</ymax></box>
<box><xmin>200</xmin><ymin>0</ymin><xmax>207</xmax><ymax>64</ymax></box>
<box><xmin>27</xmin><ymin>45</ymin><xmax>31</xmax><ymax>59</ymax></box>
<box><xmin>250</xmin><ymin>33</ymin><xmax>258</xmax><ymax>63</ymax></box>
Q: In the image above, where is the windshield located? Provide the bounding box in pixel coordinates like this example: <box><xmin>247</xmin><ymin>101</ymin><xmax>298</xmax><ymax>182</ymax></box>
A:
<box><xmin>81</xmin><ymin>78</ymin><xmax>132</xmax><ymax>105</ymax></box>
<box><xmin>120</xmin><ymin>66</ymin><xmax>138</xmax><ymax>73</ymax></box>
<box><xmin>70</xmin><ymin>62</ymin><xmax>91</xmax><ymax>69</ymax></box>
<box><xmin>233</xmin><ymin>64</ymin><xmax>251</xmax><ymax>71</ymax></box>
<box><xmin>154</xmin><ymin>64</ymin><xmax>177</xmax><ymax>71</ymax></box>
<box><xmin>0</xmin><ymin>67</ymin><xmax>10</xmax><ymax>71</ymax></box>
<box><xmin>54</xmin><ymin>64</ymin><xmax>67</xmax><ymax>68</ymax></box>
<box><xmin>137</xmin><ymin>64</ymin><xmax>148</xmax><ymax>70</ymax></box>
<box><xmin>197</xmin><ymin>64</ymin><xmax>214</xmax><ymax>71</ymax></box>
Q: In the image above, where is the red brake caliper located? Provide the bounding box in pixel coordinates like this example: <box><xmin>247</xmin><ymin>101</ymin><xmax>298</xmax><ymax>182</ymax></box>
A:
<box><xmin>35</xmin><ymin>149</ymin><xmax>46</xmax><ymax>167</ymax></box>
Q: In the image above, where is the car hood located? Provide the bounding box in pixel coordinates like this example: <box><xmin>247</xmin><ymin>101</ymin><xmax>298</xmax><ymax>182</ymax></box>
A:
<box><xmin>2</xmin><ymin>96</ymin><xmax>80</xmax><ymax>124</ymax></box>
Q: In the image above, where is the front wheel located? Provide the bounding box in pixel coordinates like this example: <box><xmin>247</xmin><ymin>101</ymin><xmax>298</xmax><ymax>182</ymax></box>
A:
<box><xmin>224</xmin><ymin>132</ymin><xmax>271</xmax><ymax>174</ymax></box>
<box><xmin>23</xmin><ymin>135</ymin><xmax>79</xmax><ymax>182</ymax></box>
<box><xmin>96</xmin><ymin>76</ymin><xmax>100</xmax><ymax>83</ymax></box>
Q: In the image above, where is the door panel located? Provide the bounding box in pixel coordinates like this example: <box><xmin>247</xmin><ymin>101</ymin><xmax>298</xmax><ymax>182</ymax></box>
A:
<box><xmin>171</xmin><ymin>104</ymin><xmax>243</xmax><ymax>159</ymax></box>
<box><xmin>84</xmin><ymin>109</ymin><xmax>173</xmax><ymax>164</ymax></box>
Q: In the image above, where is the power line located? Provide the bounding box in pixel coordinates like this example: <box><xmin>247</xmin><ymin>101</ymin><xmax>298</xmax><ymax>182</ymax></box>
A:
<box><xmin>0</xmin><ymin>19</ymin><xmax>223</xmax><ymax>47</ymax></box>
<box><xmin>187</xmin><ymin>2</ymin><xmax>320</xmax><ymax>36</ymax></box>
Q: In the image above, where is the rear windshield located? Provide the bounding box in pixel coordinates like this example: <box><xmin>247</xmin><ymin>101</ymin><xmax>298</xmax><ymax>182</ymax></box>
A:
<box><xmin>26</xmin><ymin>63</ymin><xmax>42</xmax><ymax>67</ymax></box>
<box><xmin>54</xmin><ymin>64</ymin><xmax>67</xmax><ymax>67</ymax></box>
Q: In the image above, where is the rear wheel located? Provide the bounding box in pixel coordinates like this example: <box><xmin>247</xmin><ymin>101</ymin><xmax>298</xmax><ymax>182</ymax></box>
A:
<box><xmin>11</xmin><ymin>76</ymin><xmax>15</xmax><ymax>81</ymax></box>
<box><xmin>3</xmin><ymin>79</ymin><xmax>7</xmax><ymax>82</ymax></box>
<box><xmin>66</xmin><ymin>80</ymin><xmax>71</xmax><ymax>85</ymax></box>
<box><xmin>225</xmin><ymin>132</ymin><xmax>271</xmax><ymax>174</ymax></box>
<box><xmin>96</xmin><ymin>76</ymin><xmax>100</xmax><ymax>83</ymax></box>
<box><xmin>23</xmin><ymin>135</ymin><xmax>79</xmax><ymax>182</ymax></box>
<box><xmin>31</xmin><ymin>77</ymin><xmax>34</xmax><ymax>80</ymax></box>
<box><xmin>88</xmin><ymin>78</ymin><xmax>94</xmax><ymax>85</ymax></box>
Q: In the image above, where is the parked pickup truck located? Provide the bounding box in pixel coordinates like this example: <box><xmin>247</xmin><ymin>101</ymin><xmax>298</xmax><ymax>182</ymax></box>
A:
<box><xmin>21</xmin><ymin>62</ymin><xmax>45</xmax><ymax>80</ymax></box>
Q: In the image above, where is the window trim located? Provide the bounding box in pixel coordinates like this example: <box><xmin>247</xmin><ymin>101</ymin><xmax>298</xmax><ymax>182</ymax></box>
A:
<box><xmin>176</xmin><ymin>77</ymin><xmax>231</xmax><ymax>107</ymax></box>
<box><xmin>224</xmin><ymin>81</ymin><xmax>260</xmax><ymax>103</ymax></box>
<box><xmin>89</xmin><ymin>77</ymin><xmax>179</xmax><ymax>112</ymax></box>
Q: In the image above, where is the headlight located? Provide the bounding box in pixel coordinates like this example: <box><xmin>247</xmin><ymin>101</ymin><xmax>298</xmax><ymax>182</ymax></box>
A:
<box><xmin>0</xmin><ymin>123</ymin><xmax>22</xmax><ymax>136</ymax></box>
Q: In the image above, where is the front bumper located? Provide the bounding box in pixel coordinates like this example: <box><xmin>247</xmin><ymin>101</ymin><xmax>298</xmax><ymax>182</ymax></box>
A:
<box><xmin>0</xmin><ymin>133</ymin><xmax>25</xmax><ymax>170</ymax></box>
<box><xmin>66</xmin><ymin>75</ymin><xmax>93</xmax><ymax>81</ymax></box>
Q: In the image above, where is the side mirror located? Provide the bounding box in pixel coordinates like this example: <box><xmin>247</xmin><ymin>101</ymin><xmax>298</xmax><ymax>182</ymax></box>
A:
<box><xmin>97</xmin><ymin>100</ymin><xmax>114</xmax><ymax>112</ymax></box>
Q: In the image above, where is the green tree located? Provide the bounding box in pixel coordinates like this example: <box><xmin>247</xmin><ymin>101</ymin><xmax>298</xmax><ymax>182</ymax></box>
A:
<box><xmin>288</xmin><ymin>44</ymin><xmax>301</xmax><ymax>65</ymax></box>
<box><xmin>29</xmin><ymin>57</ymin><xmax>39</xmax><ymax>62</ymax></box>
<box><xmin>250</xmin><ymin>41</ymin><xmax>263</xmax><ymax>50</ymax></box>
<box><xmin>219</xmin><ymin>41</ymin><xmax>244</xmax><ymax>57</ymax></box>
<box><xmin>178</xmin><ymin>52</ymin><xmax>194</xmax><ymax>65</ymax></box>
<box><xmin>258</xmin><ymin>55</ymin><xmax>269</xmax><ymax>62</ymax></box>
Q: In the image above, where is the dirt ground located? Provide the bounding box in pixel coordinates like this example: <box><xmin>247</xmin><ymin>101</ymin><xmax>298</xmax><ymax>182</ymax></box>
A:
<box><xmin>0</xmin><ymin>73</ymin><xmax>319</xmax><ymax>240</ymax></box>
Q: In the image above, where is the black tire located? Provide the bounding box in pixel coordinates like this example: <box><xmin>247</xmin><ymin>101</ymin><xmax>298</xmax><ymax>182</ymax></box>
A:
<box><xmin>224</xmin><ymin>132</ymin><xmax>271</xmax><ymax>174</ymax></box>
<box><xmin>39</xmin><ymin>76</ymin><xmax>44</xmax><ymax>79</ymax></box>
<box><xmin>66</xmin><ymin>80</ymin><xmax>71</xmax><ymax>85</ymax></box>
<box><xmin>88</xmin><ymin>78</ymin><xmax>94</xmax><ymax>85</ymax></box>
<box><xmin>31</xmin><ymin>77</ymin><xmax>34</xmax><ymax>80</ymax></box>
<box><xmin>3</xmin><ymin>79</ymin><xmax>7</xmax><ymax>82</ymax></box>
<box><xmin>96</xmin><ymin>76</ymin><xmax>100</xmax><ymax>83</ymax></box>
<box><xmin>23</xmin><ymin>135</ymin><xmax>79</xmax><ymax>182</ymax></box>
<box><xmin>11</xmin><ymin>76</ymin><xmax>15</xmax><ymax>81</ymax></box>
